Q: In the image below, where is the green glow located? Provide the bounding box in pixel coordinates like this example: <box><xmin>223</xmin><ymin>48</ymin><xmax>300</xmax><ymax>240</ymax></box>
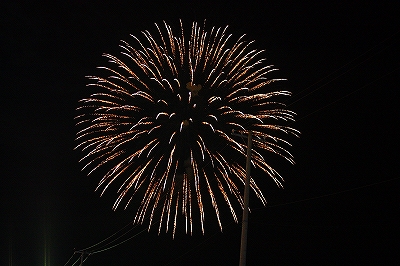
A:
<box><xmin>43</xmin><ymin>205</ymin><xmax>51</xmax><ymax>266</ymax></box>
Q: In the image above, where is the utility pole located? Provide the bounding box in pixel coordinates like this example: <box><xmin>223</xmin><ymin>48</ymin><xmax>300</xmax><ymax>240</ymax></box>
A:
<box><xmin>235</xmin><ymin>130</ymin><xmax>252</xmax><ymax>266</ymax></box>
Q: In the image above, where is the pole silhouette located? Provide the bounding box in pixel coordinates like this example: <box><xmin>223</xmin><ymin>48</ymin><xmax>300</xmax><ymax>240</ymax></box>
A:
<box><xmin>239</xmin><ymin>130</ymin><xmax>252</xmax><ymax>266</ymax></box>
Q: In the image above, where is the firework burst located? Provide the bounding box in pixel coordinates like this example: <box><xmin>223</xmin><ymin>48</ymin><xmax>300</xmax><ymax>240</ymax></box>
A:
<box><xmin>75</xmin><ymin>20</ymin><xmax>299</xmax><ymax>236</ymax></box>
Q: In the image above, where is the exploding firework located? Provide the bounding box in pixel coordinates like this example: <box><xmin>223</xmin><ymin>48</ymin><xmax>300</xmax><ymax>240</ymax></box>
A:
<box><xmin>75</xmin><ymin>20</ymin><xmax>299</xmax><ymax>236</ymax></box>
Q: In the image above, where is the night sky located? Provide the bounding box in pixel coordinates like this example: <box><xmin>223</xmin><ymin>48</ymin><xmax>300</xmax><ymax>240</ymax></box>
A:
<box><xmin>1</xmin><ymin>1</ymin><xmax>399</xmax><ymax>265</ymax></box>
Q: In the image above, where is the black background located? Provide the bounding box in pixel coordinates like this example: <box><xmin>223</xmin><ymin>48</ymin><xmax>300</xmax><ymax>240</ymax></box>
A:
<box><xmin>1</xmin><ymin>1</ymin><xmax>399</xmax><ymax>265</ymax></box>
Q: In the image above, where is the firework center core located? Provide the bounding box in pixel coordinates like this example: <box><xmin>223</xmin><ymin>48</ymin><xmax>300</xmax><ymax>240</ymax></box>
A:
<box><xmin>186</xmin><ymin>82</ymin><xmax>202</xmax><ymax>96</ymax></box>
<box><xmin>182</xmin><ymin>119</ymin><xmax>190</xmax><ymax>128</ymax></box>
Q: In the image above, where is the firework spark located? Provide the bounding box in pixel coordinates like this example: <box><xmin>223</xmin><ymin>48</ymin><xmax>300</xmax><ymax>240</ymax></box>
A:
<box><xmin>75</xmin><ymin>20</ymin><xmax>299</xmax><ymax>236</ymax></box>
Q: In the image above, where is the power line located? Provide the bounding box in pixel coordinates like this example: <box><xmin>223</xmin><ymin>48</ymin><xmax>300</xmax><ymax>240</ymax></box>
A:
<box><xmin>287</xmin><ymin>28</ymin><xmax>400</xmax><ymax>108</ymax></box>
<box><xmin>296</xmin><ymin>65</ymin><xmax>399</xmax><ymax>122</ymax></box>
<box><xmin>252</xmin><ymin>176</ymin><xmax>400</xmax><ymax>211</ymax></box>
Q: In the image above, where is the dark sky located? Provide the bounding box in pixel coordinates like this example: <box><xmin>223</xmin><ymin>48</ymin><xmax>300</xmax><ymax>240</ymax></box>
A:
<box><xmin>1</xmin><ymin>1</ymin><xmax>399</xmax><ymax>265</ymax></box>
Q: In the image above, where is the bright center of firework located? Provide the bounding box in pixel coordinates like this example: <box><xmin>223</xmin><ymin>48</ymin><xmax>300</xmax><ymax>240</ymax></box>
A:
<box><xmin>182</xmin><ymin>119</ymin><xmax>190</xmax><ymax>128</ymax></box>
<box><xmin>186</xmin><ymin>82</ymin><xmax>202</xmax><ymax>96</ymax></box>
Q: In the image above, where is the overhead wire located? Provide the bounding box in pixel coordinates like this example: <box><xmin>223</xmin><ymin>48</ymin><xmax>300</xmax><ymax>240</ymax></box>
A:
<box><xmin>296</xmin><ymin>66</ymin><xmax>399</xmax><ymax>122</ymax></box>
<box><xmin>89</xmin><ymin>222</ymin><xmax>157</xmax><ymax>254</ymax></box>
<box><xmin>75</xmin><ymin>219</ymin><xmax>135</xmax><ymax>251</ymax></box>
<box><xmin>63</xmin><ymin>253</ymin><xmax>77</xmax><ymax>266</ymax></box>
<box><xmin>252</xmin><ymin>176</ymin><xmax>400</xmax><ymax>211</ymax></box>
<box><xmin>286</xmin><ymin>28</ymin><xmax>400</xmax><ymax>108</ymax></box>
<box><xmin>69</xmin><ymin>256</ymin><xmax>81</xmax><ymax>266</ymax></box>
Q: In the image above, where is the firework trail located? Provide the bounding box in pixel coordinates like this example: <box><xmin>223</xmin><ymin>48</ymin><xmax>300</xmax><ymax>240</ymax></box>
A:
<box><xmin>75</xmin><ymin>20</ymin><xmax>299</xmax><ymax>236</ymax></box>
